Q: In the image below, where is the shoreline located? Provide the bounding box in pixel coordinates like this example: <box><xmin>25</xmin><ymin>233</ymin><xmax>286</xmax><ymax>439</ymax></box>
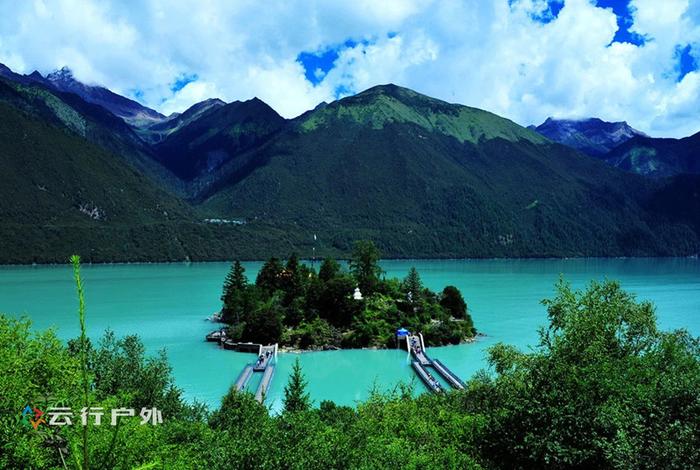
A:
<box><xmin>1</xmin><ymin>255</ymin><xmax>697</xmax><ymax>268</ymax></box>
<box><xmin>255</xmin><ymin>334</ymin><xmax>484</xmax><ymax>355</ymax></box>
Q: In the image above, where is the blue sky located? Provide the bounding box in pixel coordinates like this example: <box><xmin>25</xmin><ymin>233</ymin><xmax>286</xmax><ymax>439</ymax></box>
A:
<box><xmin>594</xmin><ymin>0</ymin><xmax>647</xmax><ymax>44</ymax></box>
<box><xmin>297</xmin><ymin>40</ymin><xmax>361</xmax><ymax>86</ymax></box>
<box><xmin>171</xmin><ymin>73</ymin><xmax>199</xmax><ymax>93</ymax></box>
<box><xmin>0</xmin><ymin>0</ymin><xmax>698</xmax><ymax>137</ymax></box>
<box><xmin>677</xmin><ymin>44</ymin><xmax>698</xmax><ymax>80</ymax></box>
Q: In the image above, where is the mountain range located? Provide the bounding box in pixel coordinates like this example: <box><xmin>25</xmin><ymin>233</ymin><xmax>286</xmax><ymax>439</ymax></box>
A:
<box><xmin>0</xmin><ymin>64</ymin><xmax>698</xmax><ymax>263</ymax></box>
<box><xmin>603</xmin><ymin>132</ymin><xmax>700</xmax><ymax>178</ymax></box>
<box><xmin>529</xmin><ymin>117</ymin><xmax>700</xmax><ymax>179</ymax></box>
<box><xmin>528</xmin><ymin>117</ymin><xmax>647</xmax><ymax>156</ymax></box>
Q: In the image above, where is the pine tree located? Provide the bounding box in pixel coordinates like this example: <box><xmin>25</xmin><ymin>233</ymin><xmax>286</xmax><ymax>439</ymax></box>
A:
<box><xmin>440</xmin><ymin>285</ymin><xmax>469</xmax><ymax>323</ymax></box>
<box><xmin>349</xmin><ymin>240</ymin><xmax>383</xmax><ymax>295</ymax></box>
<box><xmin>221</xmin><ymin>261</ymin><xmax>247</xmax><ymax>323</ymax></box>
<box><xmin>256</xmin><ymin>257</ymin><xmax>284</xmax><ymax>294</ymax></box>
<box><xmin>403</xmin><ymin>267</ymin><xmax>423</xmax><ymax>302</ymax></box>
<box><xmin>282</xmin><ymin>253</ymin><xmax>304</xmax><ymax>305</ymax></box>
<box><xmin>286</xmin><ymin>253</ymin><xmax>300</xmax><ymax>274</ymax></box>
<box><xmin>283</xmin><ymin>357</ymin><xmax>311</xmax><ymax>413</ymax></box>
<box><xmin>222</xmin><ymin>261</ymin><xmax>247</xmax><ymax>301</ymax></box>
<box><xmin>318</xmin><ymin>257</ymin><xmax>340</xmax><ymax>282</ymax></box>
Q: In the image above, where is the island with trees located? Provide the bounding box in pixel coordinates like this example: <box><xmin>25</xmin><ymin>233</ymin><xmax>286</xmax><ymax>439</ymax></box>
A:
<box><xmin>216</xmin><ymin>241</ymin><xmax>476</xmax><ymax>350</ymax></box>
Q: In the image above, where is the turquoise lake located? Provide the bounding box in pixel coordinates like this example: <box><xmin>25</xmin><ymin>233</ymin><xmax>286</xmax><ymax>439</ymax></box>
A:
<box><xmin>1</xmin><ymin>258</ymin><xmax>698</xmax><ymax>413</ymax></box>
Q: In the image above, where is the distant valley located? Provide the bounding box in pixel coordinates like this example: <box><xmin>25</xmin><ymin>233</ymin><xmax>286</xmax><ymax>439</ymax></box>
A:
<box><xmin>0</xmin><ymin>64</ymin><xmax>698</xmax><ymax>263</ymax></box>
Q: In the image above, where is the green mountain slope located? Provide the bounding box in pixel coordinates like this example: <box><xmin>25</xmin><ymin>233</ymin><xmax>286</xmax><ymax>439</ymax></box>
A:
<box><xmin>0</xmin><ymin>77</ymin><xmax>185</xmax><ymax>195</ymax></box>
<box><xmin>300</xmin><ymin>84</ymin><xmax>548</xmax><ymax>145</ymax></box>
<box><xmin>0</xmin><ymin>74</ymin><xmax>316</xmax><ymax>263</ymax></box>
<box><xmin>136</xmin><ymin>98</ymin><xmax>226</xmax><ymax>145</ymax></box>
<box><xmin>199</xmin><ymin>85</ymin><xmax>699</xmax><ymax>258</ymax></box>
<box><xmin>154</xmin><ymin>98</ymin><xmax>285</xmax><ymax>181</ymax></box>
<box><xmin>0</xmin><ymin>89</ymin><xmax>289</xmax><ymax>263</ymax></box>
<box><xmin>0</xmin><ymin>73</ymin><xmax>698</xmax><ymax>262</ymax></box>
<box><xmin>603</xmin><ymin>132</ymin><xmax>700</xmax><ymax>177</ymax></box>
<box><xmin>0</xmin><ymin>98</ymin><xmax>252</xmax><ymax>263</ymax></box>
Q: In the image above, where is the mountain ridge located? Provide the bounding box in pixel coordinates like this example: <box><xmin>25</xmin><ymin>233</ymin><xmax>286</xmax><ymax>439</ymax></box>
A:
<box><xmin>198</xmin><ymin>84</ymin><xmax>700</xmax><ymax>258</ymax></box>
<box><xmin>301</xmin><ymin>84</ymin><xmax>549</xmax><ymax>146</ymax></box>
<box><xmin>530</xmin><ymin>117</ymin><xmax>647</xmax><ymax>156</ymax></box>
<box><xmin>137</xmin><ymin>97</ymin><xmax>227</xmax><ymax>144</ymax></box>
<box><xmin>45</xmin><ymin>66</ymin><xmax>165</xmax><ymax>126</ymax></box>
<box><xmin>604</xmin><ymin>131</ymin><xmax>700</xmax><ymax>177</ymax></box>
<box><xmin>153</xmin><ymin>97</ymin><xmax>285</xmax><ymax>181</ymax></box>
<box><xmin>0</xmin><ymin>62</ymin><xmax>698</xmax><ymax>262</ymax></box>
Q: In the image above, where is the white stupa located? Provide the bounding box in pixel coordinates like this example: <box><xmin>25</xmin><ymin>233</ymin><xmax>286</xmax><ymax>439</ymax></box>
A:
<box><xmin>353</xmin><ymin>287</ymin><xmax>363</xmax><ymax>300</ymax></box>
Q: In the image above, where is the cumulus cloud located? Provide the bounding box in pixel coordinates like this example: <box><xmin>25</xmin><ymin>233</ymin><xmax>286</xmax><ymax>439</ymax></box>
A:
<box><xmin>0</xmin><ymin>0</ymin><xmax>698</xmax><ymax>137</ymax></box>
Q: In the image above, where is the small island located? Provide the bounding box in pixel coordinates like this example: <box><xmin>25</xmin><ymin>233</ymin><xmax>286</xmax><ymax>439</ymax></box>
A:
<box><xmin>211</xmin><ymin>241</ymin><xmax>476</xmax><ymax>350</ymax></box>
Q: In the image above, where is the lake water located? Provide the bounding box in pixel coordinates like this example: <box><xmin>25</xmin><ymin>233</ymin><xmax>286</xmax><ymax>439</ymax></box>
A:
<box><xmin>1</xmin><ymin>258</ymin><xmax>698</xmax><ymax>412</ymax></box>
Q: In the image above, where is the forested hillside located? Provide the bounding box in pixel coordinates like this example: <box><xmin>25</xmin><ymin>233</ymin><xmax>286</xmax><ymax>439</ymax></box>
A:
<box><xmin>1</xmin><ymin>64</ymin><xmax>699</xmax><ymax>262</ymax></box>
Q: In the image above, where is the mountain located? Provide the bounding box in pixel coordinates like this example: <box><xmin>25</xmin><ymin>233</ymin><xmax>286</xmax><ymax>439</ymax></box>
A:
<box><xmin>0</xmin><ymin>63</ymin><xmax>166</xmax><ymax>127</ymax></box>
<box><xmin>45</xmin><ymin>67</ymin><xmax>165</xmax><ymax>126</ymax></box>
<box><xmin>136</xmin><ymin>98</ymin><xmax>226</xmax><ymax>144</ymax></box>
<box><xmin>0</xmin><ymin>72</ymin><xmax>291</xmax><ymax>263</ymax></box>
<box><xmin>0</xmin><ymin>63</ymin><xmax>30</xmax><ymax>83</ymax></box>
<box><xmin>0</xmin><ymin>61</ymin><xmax>698</xmax><ymax>262</ymax></box>
<box><xmin>603</xmin><ymin>132</ymin><xmax>700</xmax><ymax>178</ymax></box>
<box><xmin>0</xmin><ymin>83</ymin><xmax>196</xmax><ymax>263</ymax></box>
<box><xmin>530</xmin><ymin>117</ymin><xmax>647</xmax><ymax>156</ymax></box>
<box><xmin>198</xmin><ymin>84</ymin><xmax>700</xmax><ymax>258</ymax></box>
<box><xmin>153</xmin><ymin>98</ymin><xmax>285</xmax><ymax>181</ymax></box>
<box><xmin>0</xmin><ymin>73</ymin><xmax>184</xmax><ymax>194</ymax></box>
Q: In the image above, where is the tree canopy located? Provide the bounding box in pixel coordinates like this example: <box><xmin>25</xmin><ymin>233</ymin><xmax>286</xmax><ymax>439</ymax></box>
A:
<box><xmin>218</xmin><ymin>244</ymin><xmax>475</xmax><ymax>349</ymax></box>
<box><xmin>348</xmin><ymin>240</ymin><xmax>383</xmax><ymax>295</ymax></box>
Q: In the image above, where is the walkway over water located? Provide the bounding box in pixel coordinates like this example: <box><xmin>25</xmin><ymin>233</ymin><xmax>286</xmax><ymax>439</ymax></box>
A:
<box><xmin>406</xmin><ymin>333</ymin><xmax>465</xmax><ymax>392</ymax></box>
<box><xmin>206</xmin><ymin>330</ymin><xmax>278</xmax><ymax>402</ymax></box>
<box><xmin>431</xmin><ymin>359</ymin><xmax>465</xmax><ymax>390</ymax></box>
<box><xmin>234</xmin><ymin>365</ymin><xmax>254</xmax><ymax>391</ymax></box>
<box><xmin>411</xmin><ymin>360</ymin><xmax>443</xmax><ymax>393</ymax></box>
<box><xmin>254</xmin><ymin>344</ymin><xmax>277</xmax><ymax>371</ymax></box>
<box><xmin>255</xmin><ymin>364</ymin><xmax>275</xmax><ymax>402</ymax></box>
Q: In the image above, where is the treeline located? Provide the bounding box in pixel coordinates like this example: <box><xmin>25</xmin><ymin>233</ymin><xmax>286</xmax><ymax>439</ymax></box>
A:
<box><xmin>1</xmin><ymin>272</ymin><xmax>698</xmax><ymax>469</ymax></box>
<box><xmin>219</xmin><ymin>240</ymin><xmax>476</xmax><ymax>349</ymax></box>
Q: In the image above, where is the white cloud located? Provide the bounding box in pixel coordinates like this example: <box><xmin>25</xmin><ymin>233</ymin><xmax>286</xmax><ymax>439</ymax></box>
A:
<box><xmin>0</xmin><ymin>0</ymin><xmax>698</xmax><ymax>137</ymax></box>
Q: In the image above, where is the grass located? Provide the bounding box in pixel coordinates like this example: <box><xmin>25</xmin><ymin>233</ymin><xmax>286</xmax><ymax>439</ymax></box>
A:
<box><xmin>70</xmin><ymin>255</ymin><xmax>90</xmax><ymax>470</ymax></box>
<box><xmin>299</xmin><ymin>84</ymin><xmax>547</xmax><ymax>145</ymax></box>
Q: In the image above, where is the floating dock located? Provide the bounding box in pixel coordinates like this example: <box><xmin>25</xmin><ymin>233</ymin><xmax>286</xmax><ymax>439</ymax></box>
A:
<box><xmin>206</xmin><ymin>330</ymin><xmax>278</xmax><ymax>403</ymax></box>
<box><xmin>405</xmin><ymin>333</ymin><xmax>465</xmax><ymax>393</ymax></box>
<box><xmin>254</xmin><ymin>364</ymin><xmax>275</xmax><ymax>402</ymax></box>
<box><xmin>411</xmin><ymin>361</ymin><xmax>443</xmax><ymax>393</ymax></box>
<box><xmin>234</xmin><ymin>365</ymin><xmax>254</xmax><ymax>391</ymax></box>
<box><xmin>431</xmin><ymin>359</ymin><xmax>465</xmax><ymax>390</ymax></box>
<box><xmin>253</xmin><ymin>344</ymin><xmax>277</xmax><ymax>372</ymax></box>
<box><xmin>206</xmin><ymin>329</ymin><xmax>226</xmax><ymax>342</ymax></box>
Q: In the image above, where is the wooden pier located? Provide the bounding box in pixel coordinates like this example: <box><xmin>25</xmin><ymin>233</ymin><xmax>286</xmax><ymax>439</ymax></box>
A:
<box><xmin>408</xmin><ymin>333</ymin><xmax>430</xmax><ymax>365</ymax></box>
<box><xmin>405</xmin><ymin>333</ymin><xmax>465</xmax><ymax>393</ymax></box>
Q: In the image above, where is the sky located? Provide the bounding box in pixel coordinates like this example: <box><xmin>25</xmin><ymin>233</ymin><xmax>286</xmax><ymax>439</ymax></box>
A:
<box><xmin>0</xmin><ymin>0</ymin><xmax>699</xmax><ymax>137</ymax></box>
